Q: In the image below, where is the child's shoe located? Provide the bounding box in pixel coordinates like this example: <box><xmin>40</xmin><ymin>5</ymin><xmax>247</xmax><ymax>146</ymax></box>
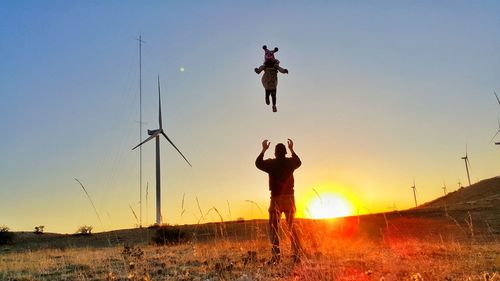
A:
<box><xmin>272</xmin><ymin>106</ymin><xmax>277</xmax><ymax>112</ymax></box>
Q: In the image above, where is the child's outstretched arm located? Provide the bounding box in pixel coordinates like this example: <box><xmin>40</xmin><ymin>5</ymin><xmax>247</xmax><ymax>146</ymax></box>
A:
<box><xmin>254</xmin><ymin>65</ymin><xmax>265</xmax><ymax>74</ymax></box>
<box><xmin>277</xmin><ymin>65</ymin><xmax>288</xmax><ymax>74</ymax></box>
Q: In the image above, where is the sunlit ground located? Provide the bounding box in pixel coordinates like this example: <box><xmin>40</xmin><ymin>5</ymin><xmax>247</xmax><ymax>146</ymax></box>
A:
<box><xmin>1</xmin><ymin>220</ymin><xmax>498</xmax><ymax>280</ymax></box>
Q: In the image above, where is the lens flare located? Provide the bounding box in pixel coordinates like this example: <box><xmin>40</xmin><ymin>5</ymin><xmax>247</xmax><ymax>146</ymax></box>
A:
<box><xmin>307</xmin><ymin>193</ymin><xmax>353</xmax><ymax>219</ymax></box>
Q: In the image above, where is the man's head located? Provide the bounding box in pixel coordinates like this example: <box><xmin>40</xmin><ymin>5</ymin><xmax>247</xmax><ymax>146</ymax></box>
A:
<box><xmin>274</xmin><ymin>143</ymin><xmax>287</xmax><ymax>158</ymax></box>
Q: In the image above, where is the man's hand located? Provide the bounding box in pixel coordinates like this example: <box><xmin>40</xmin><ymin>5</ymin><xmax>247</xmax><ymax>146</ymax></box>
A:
<box><xmin>262</xmin><ymin>139</ymin><xmax>270</xmax><ymax>153</ymax></box>
<box><xmin>287</xmin><ymin>138</ymin><xmax>294</xmax><ymax>153</ymax></box>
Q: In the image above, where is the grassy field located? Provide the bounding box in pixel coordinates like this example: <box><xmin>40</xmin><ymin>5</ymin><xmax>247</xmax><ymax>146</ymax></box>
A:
<box><xmin>1</xmin><ymin>178</ymin><xmax>499</xmax><ymax>280</ymax></box>
<box><xmin>1</xmin><ymin>210</ymin><xmax>499</xmax><ymax>281</ymax></box>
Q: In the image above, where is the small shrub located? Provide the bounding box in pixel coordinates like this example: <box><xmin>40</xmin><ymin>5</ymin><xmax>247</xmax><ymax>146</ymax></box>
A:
<box><xmin>152</xmin><ymin>226</ymin><xmax>188</xmax><ymax>245</ymax></box>
<box><xmin>0</xmin><ymin>225</ymin><xmax>14</xmax><ymax>244</ymax></box>
<box><xmin>34</xmin><ymin>225</ymin><xmax>45</xmax><ymax>234</ymax></box>
<box><xmin>75</xmin><ymin>225</ymin><xmax>93</xmax><ymax>235</ymax></box>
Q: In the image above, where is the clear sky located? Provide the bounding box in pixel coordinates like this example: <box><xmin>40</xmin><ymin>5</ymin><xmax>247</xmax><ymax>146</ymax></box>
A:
<box><xmin>1</xmin><ymin>1</ymin><xmax>499</xmax><ymax>233</ymax></box>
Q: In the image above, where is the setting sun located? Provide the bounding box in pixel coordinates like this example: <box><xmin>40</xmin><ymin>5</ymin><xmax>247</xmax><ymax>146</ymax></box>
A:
<box><xmin>307</xmin><ymin>193</ymin><xmax>354</xmax><ymax>219</ymax></box>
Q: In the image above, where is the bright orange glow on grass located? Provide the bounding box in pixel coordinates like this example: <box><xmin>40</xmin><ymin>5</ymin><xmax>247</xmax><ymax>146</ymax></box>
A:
<box><xmin>307</xmin><ymin>193</ymin><xmax>354</xmax><ymax>219</ymax></box>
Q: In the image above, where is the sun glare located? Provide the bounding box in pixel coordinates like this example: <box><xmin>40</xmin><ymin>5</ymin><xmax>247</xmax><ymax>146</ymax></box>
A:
<box><xmin>307</xmin><ymin>193</ymin><xmax>353</xmax><ymax>219</ymax></box>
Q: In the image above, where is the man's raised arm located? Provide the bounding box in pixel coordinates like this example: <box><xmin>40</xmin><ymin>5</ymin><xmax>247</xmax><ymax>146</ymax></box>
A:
<box><xmin>256</xmin><ymin>139</ymin><xmax>271</xmax><ymax>172</ymax></box>
<box><xmin>288</xmin><ymin>138</ymin><xmax>302</xmax><ymax>169</ymax></box>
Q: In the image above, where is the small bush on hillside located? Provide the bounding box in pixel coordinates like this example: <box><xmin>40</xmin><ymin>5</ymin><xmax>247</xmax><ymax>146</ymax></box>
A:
<box><xmin>34</xmin><ymin>225</ymin><xmax>44</xmax><ymax>234</ymax></box>
<box><xmin>75</xmin><ymin>225</ymin><xmax>93</xmax><ymax>236</ymax></box>
<box><xmin>153</xmin><ymin>226</ymin><xmax>188</xmax><ymax>245</ymax></box>
<box><xmin>0</xmin><ymin>225</ymin><xmax>14</xmax><ymax>244</ymax></box>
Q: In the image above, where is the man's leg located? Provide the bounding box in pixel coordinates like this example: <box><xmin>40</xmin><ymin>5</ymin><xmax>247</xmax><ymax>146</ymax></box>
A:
<box><xmin>265</xmin><ymin>90</ymin><xmax>271</xmax><ymax>105</ymax></box>
<box><xmin>269</xmin><ymin>208</ymin><xmax>281</xmax><ymax>260</ymax></box>
<box><xmin>285</xmin><ymin>209</ymin><xmax>302</xmax><ymax>260</ymax></box>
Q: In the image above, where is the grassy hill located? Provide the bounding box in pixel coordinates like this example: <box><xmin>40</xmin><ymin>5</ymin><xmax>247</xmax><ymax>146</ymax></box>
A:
<box><xmin>405</xmin><ymin>176</ymin><xmax>500</xmax><ymax>235</ymax></box>
<box><xmin>418</xmin><ymin>176</ymin><xmax>500</xmax><ymax>210</ymax></box>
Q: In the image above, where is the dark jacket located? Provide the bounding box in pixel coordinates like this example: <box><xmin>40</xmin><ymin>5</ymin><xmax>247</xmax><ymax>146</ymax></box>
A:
<box><xmin>255</xmin><ymin>60</ymin><xmax>288</xmax><ymax>90</ymax></box>
<box><xmin>255</xmin><ymin>152</ymin><xmax>301</xmax><ymax>196</ymax></box>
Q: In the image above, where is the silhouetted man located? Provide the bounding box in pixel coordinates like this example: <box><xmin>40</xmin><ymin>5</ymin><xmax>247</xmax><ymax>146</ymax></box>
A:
<box><xmin>255</xmin><ymin>138</ymin><xmax>302</xmax><ymax>263</ymax></box>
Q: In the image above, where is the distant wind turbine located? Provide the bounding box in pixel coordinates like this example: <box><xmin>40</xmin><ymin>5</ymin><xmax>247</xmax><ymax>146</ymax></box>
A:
<box><xmin>410</xmin><ymin>179</ymin><xmax>417</xmax><ymax>207</ymax></box>
<box><xmin>442</xmin><ymin>182</ymin><xmax>448</xmax><ymax>215</ymax></box>
<box><xmin>461</xmin><ymin>145</ymin><xmax>472</xmax><ymax>186</ymax></box>
<box><xmin>490</xmin><ymin>118</ymin><xmax>500</xmax><ymax>144</ymax></box>
<box><xmin>132</xmin><ymin>76</ymin><xmax>192</xmax><ymax>225</ymax></box>
<box><xmin>494</xmin><ymin>91</ymin><xmax>500</xmax><ymax>146</ymax></box>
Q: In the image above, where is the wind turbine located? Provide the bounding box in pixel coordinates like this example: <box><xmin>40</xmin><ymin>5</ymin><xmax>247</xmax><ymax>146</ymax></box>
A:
<box><xmin>490</xmin><ymin>118</ymin><xmax>500</xmax><ymax>144</ymax></box>
<box><xmin>132</xmin><ymin>76</ymin><xmax>192</xmax><ymax>225</ymax></box>
<box><xmin>442</xmin><ymin>182</ymin><xmax>448</xmax><ymax>215</ymax></box>
<box><xmin>494</xmin><ymin>91</ymin><xmax>500</xmax><ymax>145</ymax></box>
<box><xmin>461</xmin><ymin>145</ymin><xmax>472</xmax><ymax>186</ymax></box>
<box><xmin>410</xmin><ymin>179</ymin><xmax>417</xmax><ymax>207</ymax></box>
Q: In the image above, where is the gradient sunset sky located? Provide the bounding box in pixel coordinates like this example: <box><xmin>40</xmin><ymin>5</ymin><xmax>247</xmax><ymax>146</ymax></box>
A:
<box><xmin>1</xmin><ymin>1</ymin><xmax>499</xmax><ymax>233</ymax></box>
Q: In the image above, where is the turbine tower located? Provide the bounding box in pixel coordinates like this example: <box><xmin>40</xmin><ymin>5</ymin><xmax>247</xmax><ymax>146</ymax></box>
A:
<box><xmin>410</xmin><ymin>179</ymin><xmax>417</xmax><ymax>207</ymax></box>
<box><xmin>132</xmin><ymin>77</ymin><xmax>192</xmax><ymax>225</ymax></box>
<box><xmin>461</xmin><ymin>146</ymin><xmax>472</xmax><ymax>186</ymax></box>
<box><xmin>442</xmin><ymin>183</ymin><xmax>447</xmax><ymax>196</ymax></box>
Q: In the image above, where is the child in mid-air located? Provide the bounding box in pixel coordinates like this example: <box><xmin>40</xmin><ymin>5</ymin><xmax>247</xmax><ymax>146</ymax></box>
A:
<box><xmin>255</xmin><ymin>45</ymin><xmax>288</xmax><ymax>112</ymax></box>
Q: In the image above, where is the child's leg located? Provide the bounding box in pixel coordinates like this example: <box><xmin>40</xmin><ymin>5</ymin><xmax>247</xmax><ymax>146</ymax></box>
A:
<box><xmin>271</xmin><ymin>90</ymin><xmax>277</xmax><ymax>112</ymax></box>
<box><xmin>265</xmin><ymin>90</ymin><xmax>271</xmax><ymax>105</ymax></box>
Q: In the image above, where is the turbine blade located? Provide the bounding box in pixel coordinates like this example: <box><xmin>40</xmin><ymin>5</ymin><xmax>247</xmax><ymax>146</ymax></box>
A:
<box><xmin>132</xmin><ymin>134</ymin><xmax>157</xmax><ymax>150</ymax></box>
<box><xmin>495</xmin><ymin>91</ymin><xmax>500</xmax><ymax>105</ymax></box>
<box><xmin>161</xmin><ymin>132</ymin><xmax>192</xmax><ymax>167</ymax></box>
<box><xmin>489</xmin><ymin>129</ymin><xmax>500</xmax><ymax>144</ymax></box>
<box><xmin>158</xmin><ymin>76</ymin><xmax>163</xmax><ymax>130</ymax></box>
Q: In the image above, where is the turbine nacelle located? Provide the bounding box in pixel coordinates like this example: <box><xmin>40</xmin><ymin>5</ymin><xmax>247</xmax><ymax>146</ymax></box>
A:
<box><xmin>148</xmin><ymin>129</ymin><xmax>162</xmax><ymax>136</ymax></box>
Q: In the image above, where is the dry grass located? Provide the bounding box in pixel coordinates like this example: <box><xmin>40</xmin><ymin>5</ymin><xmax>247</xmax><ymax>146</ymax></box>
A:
<box><xmin>1</xmin><ymin>218</ymin><xmax>499</xmax><ymax>281</ymax></box>
<box><xmin>3</xmin><ymin>176</ymin><xmax>499</xmax><ymax>280</ymax></box>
